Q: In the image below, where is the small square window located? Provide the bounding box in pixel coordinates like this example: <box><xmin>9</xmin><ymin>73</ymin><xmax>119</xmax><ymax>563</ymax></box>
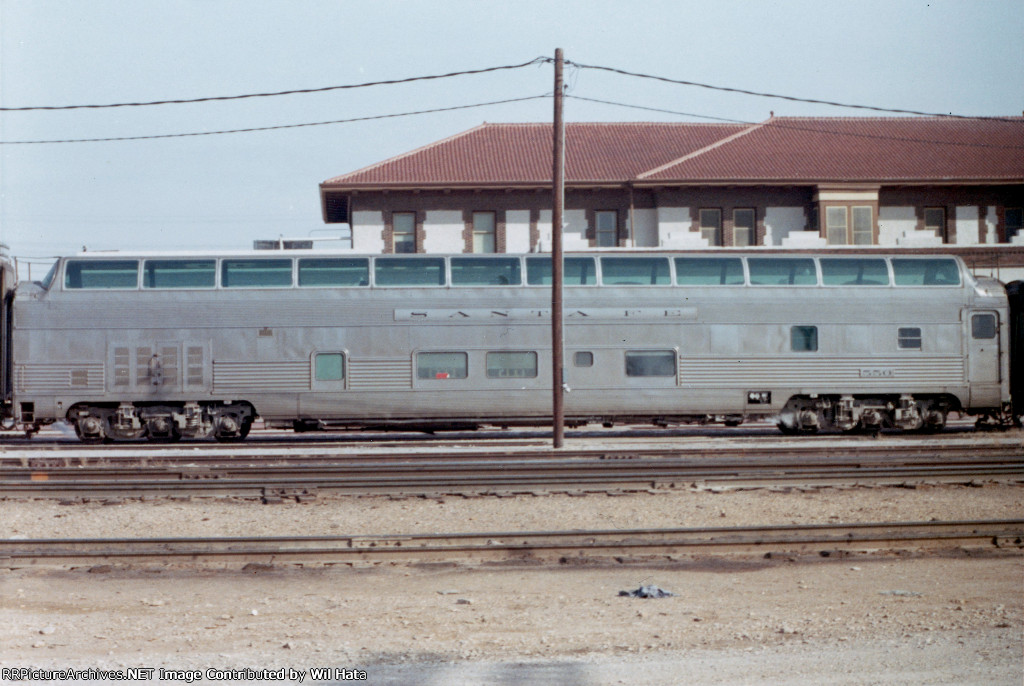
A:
<box><xmin>315</xmin><ymin>353</ymin><xmax>345</xmax><ymax>381</ymax></box>
<box><xmin>574</xmin><ymin>351</ymin><xmax>594</xmax><ymax>367</ymax></box>
<box><xmin>791</xmin><ymin>326</ymin><xmax>818</xmax><ymax>352</ymax></box>
<box><xmin>972</xmin><ymin>314</ymin><xmax>997</xmax><ymax>340</ymax></box>
<box><xmin>898</xmin><ymin>328</ymin><xmax>922</xmax><ymax>350</ymax></box>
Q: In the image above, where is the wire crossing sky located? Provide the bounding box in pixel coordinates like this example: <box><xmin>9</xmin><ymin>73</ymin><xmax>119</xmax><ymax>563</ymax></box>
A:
<box><xmin>1</xmin><ymin>0</ymin><xmax>1021</xmax><ymax>262</ymax></box>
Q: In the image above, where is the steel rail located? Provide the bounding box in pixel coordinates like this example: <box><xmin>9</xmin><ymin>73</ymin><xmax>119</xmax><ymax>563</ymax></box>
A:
<box><xmin>2</xmin><ymin>438</ymin><xmax>1021</xmax><ymax>468</ymax></box>
<box><xmin>2</xmin><ymin>460</ymin><xmax>1022</xmax><ymax>499</ymax></box>
<box><xmin>2</xmin><ymin>451</ymin><xmax>1022</xmax><ymax>498</ymax></box>
<box><xmin>1</xmin><ymin>520</ymin><xmax>1020</xmax><ymax>567</ymax></box>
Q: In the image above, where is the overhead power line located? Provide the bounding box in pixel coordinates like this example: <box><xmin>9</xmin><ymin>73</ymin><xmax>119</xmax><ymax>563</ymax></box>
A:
<box><xmin>0</xmin><ymin>58</ymin><xmax>548</xmax><ymax>111</ymax></box>
<box><xmin>568</xmin><ymin>95</ymin><xmax>1024</xmax><ymax>150</ymax></box>
<box><xmin>566</xmin><ymin>60</ymin><xmax>1022</xmax><ymax>123</ymax></box>
<box><xmin>0</xmin><ymin>95</ymin><xmax>551</xmax><ymax>144</ymax></box>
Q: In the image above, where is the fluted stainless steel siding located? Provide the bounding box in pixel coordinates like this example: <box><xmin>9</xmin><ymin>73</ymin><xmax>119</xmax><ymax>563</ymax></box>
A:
<box><xmin>679</xmin><ymin>356</ymin><xmax>965</xmax><ymax>387</ymax></box>
<box><xmin>348</xmin><ymin>358</ymin><xmax>413</xmax><ymax>390</ymax></box>
<box><xmin>212</xmin><ymin>361</ymin><xmax>310</xmax><ymax>392</ymax></box>
<box><xmin>16</xmin><ymin>363</ymin><xmax>105</xmax><ymax>392</ymax></box>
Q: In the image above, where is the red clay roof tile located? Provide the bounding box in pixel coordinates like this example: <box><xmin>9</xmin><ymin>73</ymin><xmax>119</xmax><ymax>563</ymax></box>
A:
<box><xmin>321</xmin><ymin>117</ymin><xmax>1024</xmax><ymax>188</ymax></box>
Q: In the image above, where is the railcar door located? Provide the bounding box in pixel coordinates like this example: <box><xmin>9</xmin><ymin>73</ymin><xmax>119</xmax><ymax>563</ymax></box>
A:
<box><xmin>966</xmin><ymin>310</ymin><xmax>1001</xmax><ymax>407</ymax></box>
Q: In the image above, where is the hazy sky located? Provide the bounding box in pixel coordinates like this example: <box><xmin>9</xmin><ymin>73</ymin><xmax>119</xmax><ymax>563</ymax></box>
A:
<box><xmin>1</xmin><ymin>0</ymin><xmax>1022</xmax><ymax>272</ymax></box>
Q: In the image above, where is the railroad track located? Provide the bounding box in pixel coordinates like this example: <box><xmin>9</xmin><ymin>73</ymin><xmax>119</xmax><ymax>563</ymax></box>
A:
<box><xmin>2</xmin><ymin>444</ymin><xmax>1022</xmax><ymax>498</ymax></box>
<box><xmin>2</xmin><ymin>520</ymin><xmax>1020</xmax><ymax>568</ymax></box>
<box><xmin>2</xmin><ymin>428</ymin><xmax>1019</xmax><ymax>467</ymax></box>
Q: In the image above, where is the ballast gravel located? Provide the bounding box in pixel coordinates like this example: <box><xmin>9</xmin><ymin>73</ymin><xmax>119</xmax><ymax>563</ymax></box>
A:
<box><xmin>1</xmin><ymin>482</ymin><xmax>1021</xmax><ymax>684</ymax></box>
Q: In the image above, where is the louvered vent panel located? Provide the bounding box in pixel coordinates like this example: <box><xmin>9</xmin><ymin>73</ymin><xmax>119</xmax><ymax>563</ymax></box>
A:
<box><xmin>213</xmin><ymin>361</ymin><xmax>311</xmax><ymax>392</ymax></box>
<box><xmin>136</xmin><ymin>347</ymin><xmax>153</xmax><ymax>386</ymax></box>
<box><xmin>160</xmin><ymin>346</ymin><xmax>179</xmax><ymax>386</ymax></box>
<box><xmin>679</xmin><ymin>357</ymin><xmax>965</xmax><ymax>387</ymax></box>
<box><xmin>187</xmin><ymin>346</ymin><xmax>204</xmax><ymax>386</ymax></box>
<box><xmin>17</xmin><ymin>364</ymin><xmax>104</xmax><ymax>392</ymax></box>
<box><xmin>113</xmin><ymin>347</ymin><xmax>130</xmax><ymax>387</ymax></box>
<box><xmin>348</xmin><ymin>359</ymin><xmax>413</xmax><ymax>390</ymax></box>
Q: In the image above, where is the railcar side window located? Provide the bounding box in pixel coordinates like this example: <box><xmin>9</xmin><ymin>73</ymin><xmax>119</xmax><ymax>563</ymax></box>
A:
<box><xmin>525</xmin><ymin>257</ymin><xmax>597</xmax><ymax>285</ymax></box>
<box><xmin>221</xmin><ymin>259</ymin><xmax>293</xmax><ymax>288</ymax></box>
<box><xmin>674</xmin><ymin>257</ymin><xmax>744</xmax><ymax>285</ymax></box>
<box><xmin>574</xmin><ymin>351</ymin><xmax>594</xmax><ymax>367</ymax></box>
<box><xmin>143</xmin><ymin>260</ymin><xmax>216</xmax><ymax>289</ymax></box>
<box><xmin>298</xmin><ymin>258</ymin><xmax>369</xmax><ymax>287</ymax></box>
<box><xmin>600</xmin><ymin>257</ymin><xmax>671</xmax><ymax>285</ymax></box>
<box><xmin>971</xmin><ymin>314</ymin><xmax>997</xmax><ymax>339</ymax></box>
<box><xmin>451</xmin><ymin>257</ymin><xmax>522</xmax><ymax>286</ymax></box>
<box><xmin>375</xmin><ymin>258</ymin><xmax>446</xmax><ymax>286</ymax></box>
<box><xmin>748</xmin><ymin>258</ymin><xmax>817</xmax><ymax>286</ymax></box>
<box><xmin>625</xmin><ymin>350</ymin><xmax>676</xmax><ymax>377</ymax></box>
<box><xmin>486</xmin><ymin>351</ymin><xmax>538</xmax><ymax>378</ymax></box>
<box><xmin>791</xmin><ymin>326</ymin><xmax>818</xmax><ymax>352</ymax></box>
<box><xmin>416</xmin><ymin>352</ymin><xmax>468</xmax><ymax>379</ymax></box>
<box><xmin>891</xmin><ymin>259</ymin><xmax>961</xmax><ymax>286</ymax></box>
<box><xmin>898</xmin><ymin>327</ymin><xmax>923</xmax><ymax>349</ymax></box>
<box><xmin>314</xmin><ymin>353</ymin><xmax>345</xmax><ymax>381</ymax></box>
<box><xmin>64</xmin><ymin>260</ymin><xmax>139</xmax><ymax>289</ymax></box>
<box><xmin>820</xmin><ymin>258</ymin><xmax>890</xmax><ymax>286</ymax></box>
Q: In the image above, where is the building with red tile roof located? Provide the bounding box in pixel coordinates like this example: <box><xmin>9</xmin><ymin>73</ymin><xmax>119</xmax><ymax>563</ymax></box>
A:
<box><xmin>317</xmin><ymin>116</ymin><xmax>1024</xmax><ymax>275</ymax></box>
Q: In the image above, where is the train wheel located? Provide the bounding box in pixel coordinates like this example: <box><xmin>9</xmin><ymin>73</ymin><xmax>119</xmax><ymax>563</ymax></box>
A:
<box><xmin>213</xmin><ymin>418</ymin><xmax>252</xmax><ymax>443</ymax></box>
<box><xmin>73</xmin><ymin>416</ymin><xmax>108</xmax><ymax>444</ymax></box>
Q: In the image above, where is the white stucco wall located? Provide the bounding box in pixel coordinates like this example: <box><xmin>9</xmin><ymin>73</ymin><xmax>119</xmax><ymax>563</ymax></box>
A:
<box><xmin>984</xmin><ymin>206</ymin><xmax>998</xmax><ymax>244</ymax></box>
<box><xmin>351</xmin><ymin>211</ymin><xmax>385</xmax><ymax>253</ymax></box>
<box><xmin>878</xmin><ymin>206</ymin><xmax>916</xmax><ymax>245</ymax></box>
<box><xmin>563</xmin><ymin>209</ymin><xmax>589</xmax><ymax>250</ymax></box>
<box><xmin>422</xmin><ymin>210</ymin><xmax>464</xmax><ymax>253</ymax></box>
<box><xmin>631</xmin><ymin>208</ymin><xmax>658</xmax><ymax>247</ymax></box>
<box><xmin>505</xmin><ymin>210</ymin><xmax>532</xmax><ymax>253</ymax></box>
<box><xmin>535</xmin><ymin>209</ymin><xmax>588</xmax><ymax>251</ymax></box>
<box><xmin>763</xmin><ymin>207</ymin><xmax>805</xmax><ymax>246</ymax></box>
<box><xmin>954</xmin><ymin>206</ymin><xmax>980</xmax><ymax>246</ymax></box>
<box><xmin>657</xmin><ymin>207</ymin><xmax>705</xmax><ymax>248</ymax></box>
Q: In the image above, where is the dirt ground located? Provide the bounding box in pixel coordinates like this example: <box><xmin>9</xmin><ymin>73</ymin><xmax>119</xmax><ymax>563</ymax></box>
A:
<box><xmin>1</xmin><ymin>484</ymin><xmax>1022</xmax><ymax>684</ymax></box>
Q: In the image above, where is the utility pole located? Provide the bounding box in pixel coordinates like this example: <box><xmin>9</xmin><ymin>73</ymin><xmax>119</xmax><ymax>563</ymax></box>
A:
<box><xmin>551</xmin><ymin>48</ymin><xmax>565</xmax><ymax>448</ymax></box>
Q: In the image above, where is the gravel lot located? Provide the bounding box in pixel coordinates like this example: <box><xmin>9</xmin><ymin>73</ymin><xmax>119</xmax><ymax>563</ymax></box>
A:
<box><xmin>1</xmin><ymin>478</ymin><xmax>1022</xmax><ymax>684</ymax></box>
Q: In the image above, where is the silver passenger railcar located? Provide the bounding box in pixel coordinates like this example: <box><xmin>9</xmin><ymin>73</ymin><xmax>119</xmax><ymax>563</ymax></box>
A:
<box><xmin>0</xmin><ymin>250</ymin><xmax>1016</xmax><ymax>442</ymax></box>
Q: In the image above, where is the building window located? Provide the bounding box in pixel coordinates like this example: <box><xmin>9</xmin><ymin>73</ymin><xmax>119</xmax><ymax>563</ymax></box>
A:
<box><xmin>791</xmin><ymin>326</ymin><xmax>818</xmax><ymax>352</ymax></box>
<box><xmin>733</xmin><ymin>209</ymin><xmax>755</xmax><ymax>247</ymax></box>
<box><xmin>393</xmin><ymin>212</ymin><xmax>416</xmax><ymax>253</ymax></box>
<box><xmin>852</xmin><ymin>206</ymin><xmax>873</xmax><ymax>245</ymax></box>
<box><xmin>1006</xmin><ymin>208</ymin><xmax>1022</xmax><ymax>242</ymax></box>
<box><xmin>826</xmin><ymin>207</ymin><xmax>848</xmax><ymax>245</ymax></box>
<box><xmin>825</xmin><ymin>206</ymin><xmax>872</xmax><ymax>245</ymax></box>
<box><xmin>700</xmin><ymin>209</ymin><xmax>722</xmax><ymax>246</ymax></box>
<box><xmin>596</xmin><ymin>210</ymin><xmax>617</xmax><ymax>247</ymax></box>
<box><xmin>472</xmin><ymin>212</ymin><xmax>496</xmax><ymax>253</ymax></box>
<box><xmin>924</xmin><ymin>207</ymin><xmax>945</xmax><ymax>240</ymax></box>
